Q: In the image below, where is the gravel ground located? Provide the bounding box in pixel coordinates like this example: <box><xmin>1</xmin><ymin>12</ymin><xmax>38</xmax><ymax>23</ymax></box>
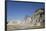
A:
<box><xmin>7</xmin><ymin>24</ymin><xmax>44</xmax><ymax>31</ymax></box>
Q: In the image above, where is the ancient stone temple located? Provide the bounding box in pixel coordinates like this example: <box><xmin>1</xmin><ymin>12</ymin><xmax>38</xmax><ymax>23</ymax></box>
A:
<box><xmin>23</xmin><ymin>8</ymin><xmax>45</xmax><ymax>28</ymax></box>
<box><xmin>31</xmin><ymin>8</ymin><xmax>45</xmax><ymax>27</ymax></box>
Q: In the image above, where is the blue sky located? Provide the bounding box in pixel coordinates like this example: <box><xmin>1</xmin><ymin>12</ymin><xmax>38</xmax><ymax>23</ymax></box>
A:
<box><xmin>7</xmin><ymin>2</ymin><xmax>44</xmax><ymax>21</ymax></box>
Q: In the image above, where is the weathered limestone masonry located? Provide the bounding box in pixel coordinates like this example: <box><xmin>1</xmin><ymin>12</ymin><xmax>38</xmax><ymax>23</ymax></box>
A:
<box><xmin>30</xmin><ymin>8</ymin><xmax>45</xmax><ymax>27</ymax></box>
<box><xmin>24</xmin><ymin>8</ymin><xmax>45</xmax><ymax>27</ymax></box>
